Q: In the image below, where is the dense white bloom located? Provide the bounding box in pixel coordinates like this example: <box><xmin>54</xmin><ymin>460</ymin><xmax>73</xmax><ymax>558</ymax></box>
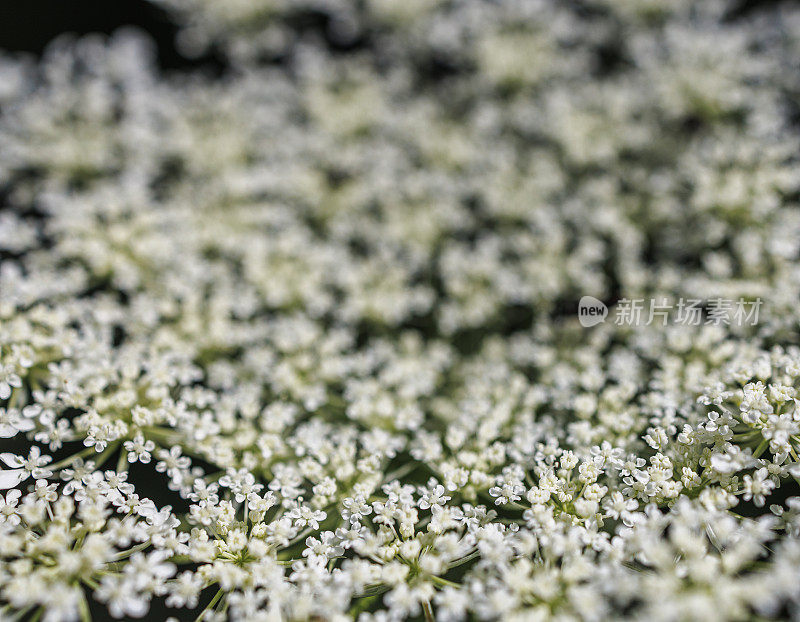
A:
<box><xmin>2</xmin><ymin>0</ymin><xmax>800</xmax><ymax>620</ymax></box>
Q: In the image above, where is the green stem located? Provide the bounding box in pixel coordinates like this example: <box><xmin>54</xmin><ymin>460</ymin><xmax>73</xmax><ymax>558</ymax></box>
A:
<box><xmin>446</xmin><ymin>549</ymin><xmax>480</xmax><ymax>569</ymax></box>
<box><xmin>48</xmin><ymin>447</ymin><xmax>97</xmax><ymax>470</ymax></box>
<box><xmin>356</xmin><ymin>583</ymin><xmax>391</xmax><ymax>599</ymax></box>
<box><xmin>116</xmin><ymin>449</ymin><xmax>128</xmax><ymax>473</ymax></box>
<box><xmin>10</xmin><ymin>606</ymin><xmax>33</xmax><ymax>622</ymax></box>
<box><xmin>753</xmin><ymin>439</ymin><xmax>769</xmax><ymax>459</ymax></box>
<box><xmin>195</xmin><ymin>588</ymin><xmax>224</xmax><ymax>622</ymax></box>
<box><xmin>430</xmin><ymin>575</ymin><xmax>460</xmax><ymax>589</ymax></box>
<box><xmin>349</xmin><ymin>592</ymin><xmax>382</xmax><ymax>616</ymax></box>
<box><xmin>113</xmin><ymin>541</ymin><xmax>150</xmax><ymax>560</ymax></box>
<box><xmin>381</xmin><ymin>461</ymin><xmax>419</xmax><ymax>484</ymax></box>
<box><xmin>78</xmin><ymin>594</ymin><xmax>92</xmax><ymax>622</ymax></box>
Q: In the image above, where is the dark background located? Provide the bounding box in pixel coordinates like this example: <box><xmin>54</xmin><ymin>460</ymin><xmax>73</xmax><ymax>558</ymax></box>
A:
<box><xmin>0</xmin><ymin>0</ymin><xmax>222</xmax><ymax>71</ymax></box>
<box><xmin>0</xmin><ymin>0</ymin><xmax>793</xmax><ymax>71</ymax></box>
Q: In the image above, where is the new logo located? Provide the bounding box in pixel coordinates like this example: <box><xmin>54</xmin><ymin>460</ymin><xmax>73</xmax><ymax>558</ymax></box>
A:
<box><xmin>578</xmin><ymin>296</ymin><xmax>608</xmax><ymax>327</ymax></box>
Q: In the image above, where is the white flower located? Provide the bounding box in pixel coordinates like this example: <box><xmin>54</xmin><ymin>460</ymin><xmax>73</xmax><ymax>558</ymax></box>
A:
<box><xmin>124</xmin><ymin>434</ymin><xmax>156</xmax><ymax>464</ymax></box>
<box><xmin>419</xmin><ymin>480</ymin><xmax>451</xmax><ymax>510</ymax></box>
<box><xmin>742</xmin><ymin>469</ymin><xmax>776</xmax><ymax>507</ymax></box>
<box><xmin>0</xmin><ymin>489</ymin><xmax>22</xmax><ymax>524</ymax></box>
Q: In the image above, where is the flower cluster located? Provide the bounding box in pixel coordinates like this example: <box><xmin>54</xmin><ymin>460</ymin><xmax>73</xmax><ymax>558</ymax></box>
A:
<box><xmin>2</xmin><ymin>0</ymin><xmax>800</xmax><ymax>620</ymax></box>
